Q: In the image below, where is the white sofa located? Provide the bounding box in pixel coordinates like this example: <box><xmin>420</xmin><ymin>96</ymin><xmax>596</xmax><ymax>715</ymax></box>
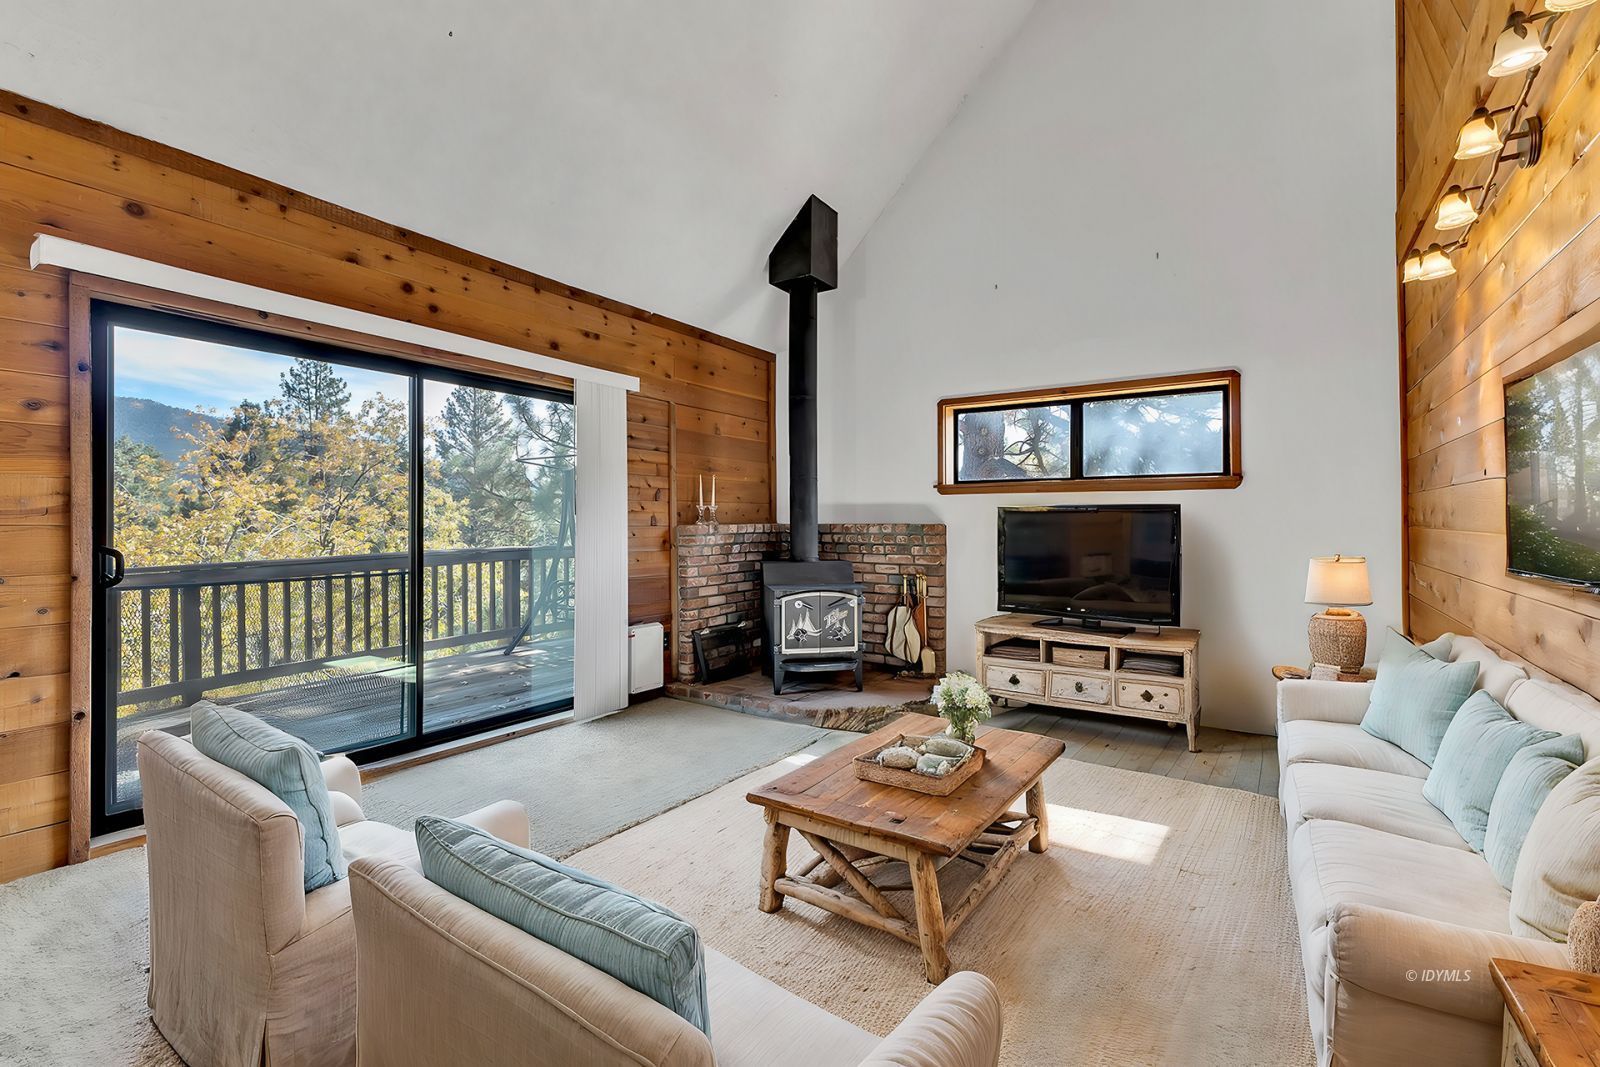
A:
<box><xmin>1276</xmin><ymin>635</ymin><xmax>1599</xmax><ymax>1067</ymax></box>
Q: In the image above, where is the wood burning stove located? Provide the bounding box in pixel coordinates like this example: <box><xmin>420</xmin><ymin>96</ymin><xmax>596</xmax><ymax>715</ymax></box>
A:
<box><xmin>766</xmin><ymin>577</ymin><xmax>864</xmax><ymax>694</ymax></box>
<box><xmin>761</xmin><ymin>196</ymin><xmax>866</xmax><ymax>696</ymax></box>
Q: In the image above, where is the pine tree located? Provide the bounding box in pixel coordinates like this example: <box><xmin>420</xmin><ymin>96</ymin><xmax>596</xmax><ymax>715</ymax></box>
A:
<box><xmin>432</xmin><ymin>387</ymin><xmax>536</xmax><ymax>547</ymax></box>
<box><xmin>278</xmin><ymin>359</ymin><xmax>351</xmax><ymax>424</ymax></box>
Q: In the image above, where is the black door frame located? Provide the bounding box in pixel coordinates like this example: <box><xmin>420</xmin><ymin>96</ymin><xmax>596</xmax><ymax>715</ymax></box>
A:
<box><xmin>89</xmin><ymin>301</ymin><xmax>575</xmax><ymax>835</ymax></box>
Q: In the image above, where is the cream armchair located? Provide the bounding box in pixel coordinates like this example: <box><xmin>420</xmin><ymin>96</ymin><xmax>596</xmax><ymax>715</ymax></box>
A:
<box><xmin>349</xmin><ymin>854</ymin><xmax>1004</xmax><ymax>1067</ymax></box>
<box><xmin>137</xmin><ymin>730</ymin><xmax>527</xmax><ymax>1067</ymax></box>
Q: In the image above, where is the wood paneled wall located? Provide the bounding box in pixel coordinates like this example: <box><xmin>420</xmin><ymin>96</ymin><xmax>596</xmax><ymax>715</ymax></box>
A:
<box><xmin>1398</xmin><ymin>2</ymin><xmax>1600</xmax><ymax>694</ymax></box>
<box><xmin>0</xmin><ymin>94</ymin><xmax>775</xmax><ymax>882</ymax></box>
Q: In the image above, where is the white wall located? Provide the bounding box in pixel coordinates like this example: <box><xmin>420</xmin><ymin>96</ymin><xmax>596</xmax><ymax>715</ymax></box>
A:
<box><xmin>812</xmin><ymin>0</ymin><xmax>1400</xmax><ymax>734</ymax></box>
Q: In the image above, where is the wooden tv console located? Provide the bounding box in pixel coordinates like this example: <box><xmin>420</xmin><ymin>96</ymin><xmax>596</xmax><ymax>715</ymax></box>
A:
<box><xmin>974</xmin><ymin>614</ymin><xmax>1202</xmax><ymax>752</ymax></box>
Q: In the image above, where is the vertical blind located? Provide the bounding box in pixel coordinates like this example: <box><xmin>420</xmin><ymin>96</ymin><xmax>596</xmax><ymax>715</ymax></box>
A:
<box><xmin>573</xmin><ymin>378</ymin><xmax>632</xmax><ymax>719</ymax></box>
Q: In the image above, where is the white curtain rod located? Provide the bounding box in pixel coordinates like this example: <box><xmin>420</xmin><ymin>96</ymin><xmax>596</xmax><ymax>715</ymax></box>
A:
<box><xmin>29</xmin><ymin>234</ymin><xmax>641</xmax><ymax>392</ymax></box>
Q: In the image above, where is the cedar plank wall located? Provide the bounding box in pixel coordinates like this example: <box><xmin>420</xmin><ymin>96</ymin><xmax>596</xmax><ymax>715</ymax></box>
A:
<box><xmin>1398</xmin><ymin>2</ymin><xmax>1600</xmax><ymax>694</ymax></box>
<box><xmin>0</xmin><ymin>94</ymin><xmax>775</xmax><ymax>882</ymax></box>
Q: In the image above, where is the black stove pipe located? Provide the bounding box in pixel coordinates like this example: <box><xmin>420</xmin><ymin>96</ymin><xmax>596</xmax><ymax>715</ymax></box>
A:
<box><xmin>787</xmin><ymin>286</ymin><xmax>819</xmax><ymax>561</ymax></box>
<box><xmin>768</xmin><ymin>195</ymin><xmax>837</xmax><ymax>564</ymax></box>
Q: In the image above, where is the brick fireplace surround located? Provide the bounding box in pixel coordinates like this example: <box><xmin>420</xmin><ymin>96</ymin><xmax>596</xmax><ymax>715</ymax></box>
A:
<box><xmin>673</xmin><ymin>523</ymin><xmax>947</xmax><ymax>683</ymax></box>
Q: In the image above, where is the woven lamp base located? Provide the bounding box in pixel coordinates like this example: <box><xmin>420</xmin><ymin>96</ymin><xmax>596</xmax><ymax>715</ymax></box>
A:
<box><xmin>1308</xmin><ymin>609</ymin><xmax>1366</xmax><ymax>673</ymax></box>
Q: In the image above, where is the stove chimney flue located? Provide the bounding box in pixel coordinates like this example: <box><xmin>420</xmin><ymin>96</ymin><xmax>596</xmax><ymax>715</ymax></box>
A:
<box><xmin>768</xmin><ymin>195</ymin><xmax>838</xmax><ymax>563</ymax></box>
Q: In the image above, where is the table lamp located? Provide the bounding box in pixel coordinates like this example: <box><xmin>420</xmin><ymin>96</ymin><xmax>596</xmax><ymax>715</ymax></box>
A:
<box><xmin>1304</xmin><ymin>555</ymin><xmax>1371</xmax><ymax>672</ymax></box>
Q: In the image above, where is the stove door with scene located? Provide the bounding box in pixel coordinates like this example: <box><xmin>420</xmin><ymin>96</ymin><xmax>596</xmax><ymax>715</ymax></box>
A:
<box><xmin>778</xmin><ymin>591</ymin><xmax>860</xmax><ymax>657</ymax></box>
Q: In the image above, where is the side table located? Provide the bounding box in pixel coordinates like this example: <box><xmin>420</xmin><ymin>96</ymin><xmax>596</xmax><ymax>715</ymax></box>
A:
<box><xmin>1491</xmin><ymin>957</ymin><xmax>1600</xmax><ymax>1066</ymax></box>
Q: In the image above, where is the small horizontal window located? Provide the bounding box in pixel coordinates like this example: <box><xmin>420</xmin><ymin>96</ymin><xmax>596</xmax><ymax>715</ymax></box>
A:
<box><xmin>936</xmin><ymin>371</ymin><xmax>1241</xmax><ymax>494</ymax></box>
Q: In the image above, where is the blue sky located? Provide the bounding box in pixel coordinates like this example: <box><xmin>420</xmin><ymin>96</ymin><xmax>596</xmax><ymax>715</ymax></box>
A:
<box><xmin>112</xmin><ymin>326</ymin><xmax>453</xmax><ymax>419</ymax></box>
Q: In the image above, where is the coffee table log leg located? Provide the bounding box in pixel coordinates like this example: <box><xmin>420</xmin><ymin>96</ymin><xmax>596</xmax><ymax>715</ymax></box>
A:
<box><xmin>1025</xmin><ymin>779</ymin><xmax>1049</xmax><ymax>854</ymax></box>
<box><xmin>908</xmin><ymin>851</ymin><xmax>951</xmax><ymax>984</ymax></box>
<box><xmin>760</xmin><ymin>810</ymin><xmax>790</xmax><ymax>913</ymax></box>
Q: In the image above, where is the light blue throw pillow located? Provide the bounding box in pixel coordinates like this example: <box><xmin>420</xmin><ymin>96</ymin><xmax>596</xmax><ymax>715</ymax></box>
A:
<box><xmin>1418</xmin><ymin>634</ymin><xmax>1453</xmax><ymax>660</ymax></box>
<box><xmin>1484</xmin><ymin>733</ymin><xmax>1587</xmax><ymax>890</ymax></box>
<box><xmin>190</xmin><ymin>701</ymin><xmax>346</xmax><ymax>892</ymax></box>
<box><xmin>1423</xmin><ymin>692</ymin><xmax>1559</xmax><ymax>852</ymax></box>
<box><xmin>415</xmin><ymin>816</ymin><xmax>710</xmax><ymax>1036</ymax></box>
<box><xmin>1360</xmin><ymin>629</ymin><xmax>1478</xmax><ymax>766</ymax></box>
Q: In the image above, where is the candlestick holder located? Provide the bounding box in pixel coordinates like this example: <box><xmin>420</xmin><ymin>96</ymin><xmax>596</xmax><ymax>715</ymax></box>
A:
<box><xmin>696</xmin><ymin>503</ymin><xmax>719</xmax><ymax>529</ymax></box>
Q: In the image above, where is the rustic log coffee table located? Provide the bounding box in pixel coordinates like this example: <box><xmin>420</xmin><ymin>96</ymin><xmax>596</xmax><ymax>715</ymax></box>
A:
<box><xmin>746</xmin><ymin>713</ymin><xmax>1065</xmax><ymax>983</ymax></box>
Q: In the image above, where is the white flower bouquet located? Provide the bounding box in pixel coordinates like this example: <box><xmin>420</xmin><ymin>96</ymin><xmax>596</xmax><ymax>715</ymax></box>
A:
<box><xmin>931</xmin><ymin>670</ymin><xmax>992</xmax><ymax>744</ymax></box>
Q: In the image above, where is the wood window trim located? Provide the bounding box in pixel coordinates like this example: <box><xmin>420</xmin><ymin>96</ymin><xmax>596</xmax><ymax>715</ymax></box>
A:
<box><xmin>935</xmin><ymin>369</ymin><xmax>1242</xmax><ymax>495</ymax></box>
<box><xmin>64</xmin><ymin>272</ymin><xmax>576</xmax><ymax>860</ymax></box>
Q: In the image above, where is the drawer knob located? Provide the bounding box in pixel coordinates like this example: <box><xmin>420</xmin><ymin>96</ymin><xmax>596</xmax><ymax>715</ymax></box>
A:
<box><xmin>1141</xmin><ymin>690</ymin><xmax>1153</xmax><ymax>702</ymax></box>
<box><xmin>1074</xmin><ymin>682</ymin><xmax>1085</xmax><ymax>693</ymax></box>
<box><xmin>1009</xmin><ymin>674</ymin><xmax>1020</xmax><ymax>686</ymax></box>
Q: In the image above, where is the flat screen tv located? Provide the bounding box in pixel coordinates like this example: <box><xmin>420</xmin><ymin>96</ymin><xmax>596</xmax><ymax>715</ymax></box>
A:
<box><xmin>1506</xmin><ymin>344</ymin><xmax>1600</xmax><ymax>592</ymax></box>
<box><xmin>997</xmin><ymin>505</ymin><xmax>1181</xmax><ymax>628</ymax></box>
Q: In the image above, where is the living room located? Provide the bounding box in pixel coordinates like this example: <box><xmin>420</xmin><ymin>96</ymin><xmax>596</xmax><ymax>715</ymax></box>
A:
<box><xmin>1</xmin><ymin>2</ymin><xmax>1598</xmax><ymax>1065</ymax></box>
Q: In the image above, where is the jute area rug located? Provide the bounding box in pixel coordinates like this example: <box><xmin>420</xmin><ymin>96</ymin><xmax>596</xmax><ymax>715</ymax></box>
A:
<box><xmin>568</xmin><ymin>752</ymin><xmax>1313</xmax><ymax>1067</ymax></box>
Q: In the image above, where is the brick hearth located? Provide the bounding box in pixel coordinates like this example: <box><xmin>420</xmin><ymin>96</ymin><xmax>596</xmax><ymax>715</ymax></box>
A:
<box><xmin>673</xmin><ymin>522</ymin><xmax>946</xmax><ymax>682</ymax></box>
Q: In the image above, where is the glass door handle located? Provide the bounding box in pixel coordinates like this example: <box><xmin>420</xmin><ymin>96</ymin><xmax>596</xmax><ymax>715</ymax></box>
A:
<box><xmin>99</xmin><ymin>546</ymin><xmax>126</xmax><ymax>588</ymax></box>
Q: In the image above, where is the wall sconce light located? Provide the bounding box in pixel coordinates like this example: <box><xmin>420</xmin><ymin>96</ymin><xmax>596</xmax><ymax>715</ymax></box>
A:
<box><xmin>1455</xmin><ymin>107</ymin><xmax>1508</xmax><ymax>159</ymax></box>
<box><xmin>1434</xmin><ymin>185</ymin><xmax>1482</xmax><ymax>230</ymax></box>
<box><xmin>1416</xmin><ymin>243</ymin><xmax>1460</xmax><ymax>282</ymax></box>
<box><xmin>1488</xmin><ymin>11</ymin><xmax>1553</xmax><ymax>77</ymax></box>
<box><xmin>1545</xmin><ymin>0</ymin><xmax>1597</xmax><ymax>11</ymax></box>
<box><xmin>1403</xmin><ymin>242</ymin><xmax>1464</xmax><ymax>284</ymax></box>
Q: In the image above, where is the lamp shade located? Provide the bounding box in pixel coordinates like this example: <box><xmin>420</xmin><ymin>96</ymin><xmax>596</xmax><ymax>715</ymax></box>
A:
<box><xmin>1435</xmin><ymin>185</ymin><xmax>1478</xmax><ymax>230</ymax></box>
<box><xmin>1545</xmin><ymin>0</ymin><xmax>1596</xmax><ymax>11</ymax></box>
<box><xmin>1455</xmin><ymin>109</ymin><xmax>1504</xmax><ymax>160</ymax></box>
<box><xmin>1305</xmin><ymin>555</ymin><xmax>1372</xmax><ymax>606</ymax></box>
<box><xmin>1418</xmin><ymin>243</ymin><xmax>1457</xmax><ymax>281</ymax></box>
<box><xmin>1489</xmin><ymin>17</ymin><xmax>1548</xmax><ymax>77</ymax></box>
<box><xmin>1402</xmin><ymin>250</ymin><xmax>1424</xmax><ymax>283</ymax></box>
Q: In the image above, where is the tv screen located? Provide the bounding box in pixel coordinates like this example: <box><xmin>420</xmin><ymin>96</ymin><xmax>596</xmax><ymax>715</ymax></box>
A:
<box><xmin>1506</xmin><ymin>345</ymin><xmax>1600</xmax><ymax>591</ymax></box>
<box><xmin>998</xmin><ymin>505</ymin><xmax>1180</xmax><ymax>626</ymax></box>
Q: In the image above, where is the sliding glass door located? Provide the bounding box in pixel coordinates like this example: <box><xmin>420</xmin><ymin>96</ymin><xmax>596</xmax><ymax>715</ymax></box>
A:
<box><xmin>420</xmin><ymin>380</ymin><xmax>575</xmax><ymax>734</ymax></box>
<box><xmin>92</xmin><ymin>304</ymin><xmax>574</xmax><ymax>832</ymax></box>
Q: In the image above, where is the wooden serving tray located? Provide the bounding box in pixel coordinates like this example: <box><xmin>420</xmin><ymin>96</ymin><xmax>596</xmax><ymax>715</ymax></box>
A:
<box><xmin>853</xmin><ymin>733</ymin><xmax>985</xmax><ymax>796</ymax></box>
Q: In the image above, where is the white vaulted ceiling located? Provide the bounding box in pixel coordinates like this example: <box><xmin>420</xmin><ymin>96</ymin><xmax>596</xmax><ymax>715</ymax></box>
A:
<box><xmin>0</xmin><ymin>0</ymin><xmax>1034</xmax><ymax>349</ymax></box>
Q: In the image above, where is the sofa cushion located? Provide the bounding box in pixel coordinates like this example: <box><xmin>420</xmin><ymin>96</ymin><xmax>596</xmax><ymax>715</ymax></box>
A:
<box><xmin>1424</xmin><ymin>691</ymin><xmax>1560</xmax><ymax>852</ymax></box>
<box><xmin>1279</xmin><ymin>719</ymin><xmax>1431</xmax><ymax>779</ymax></box>
<box><xmin>705</xmin><ymin>948</ymin><xmax>876</xmax><ymax>1066</ymax></box>
<box><xmin>190</xmin><ymin>701</ymin><xmax>346</xmax><ymax>892</ymax></box>
<box><xmin>415</xmin><ymin>815</ymin><xmax>710</xmax><ymax>1035</ymax></box>
<box><xmin>1448</xmin><ymin>635</ymin><xmax>1529</xmax><ymax>705</ymax></box>
<box><xmin>1484</xmin><ymin>734</ymin><xmax>1586</xmax><ymax>890</ymax></box>
<box><xmin>1289</xmin><ymin>821</ymin><xmax>1510</xmax><ymax>986</ymax></box>
<box><xmin>1281</xmin><ymin>762</ymin><xmax>1468</xmax><ymax>850</ymax></box>
<box><xmin>1361</xmin><ymin>631</ymin><xmax>1479</xmax><ymax>767</ymax></box>
<box><xmin>1506</xmin><ymin>678</ymin><xmax>1600</xmax><ymax>762</ymax></box>
<box><xmin>1510</xmin><ymin>756</ymin><xmax>1600</xmax><ymax>942</ymax></box>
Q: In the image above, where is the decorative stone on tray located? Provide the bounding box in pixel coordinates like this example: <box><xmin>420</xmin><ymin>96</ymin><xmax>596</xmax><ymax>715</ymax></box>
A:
<box><xmin>922</xmin><ymin>737</ymin><xmax>972</xmax><ymax>759</ymax></box>
<box><xmin>917</xmin><ymin>753</ymin><xmax>955</xmax><ymax>777</ymax></box>
<box><xmin>877</xmin><ymin>745</ymin><xmax>919</xmax><ymax>769</ymax></box>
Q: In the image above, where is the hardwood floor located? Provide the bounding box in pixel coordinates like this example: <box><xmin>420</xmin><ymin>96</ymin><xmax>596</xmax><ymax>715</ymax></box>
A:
<box><xmin>987</xmin><ymin>706</ymin><xmax>1280</xmax><ymax>798</ymax></box>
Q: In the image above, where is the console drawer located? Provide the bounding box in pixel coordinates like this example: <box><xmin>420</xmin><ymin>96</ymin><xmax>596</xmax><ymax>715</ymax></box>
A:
<box><xmin>1050</xmin><ymin>672</ymin><xmax>1110</xmax><ymax>705</ymax></box>
<box><xmin>986</xmin><ymin>664</ymin><xmax>1045</xmax><ymax>697</ymax></box>
<box><xmin>1116</xmin><ymin>681</ymin><xmax>1183</xmax><ymax>716</ymax></box>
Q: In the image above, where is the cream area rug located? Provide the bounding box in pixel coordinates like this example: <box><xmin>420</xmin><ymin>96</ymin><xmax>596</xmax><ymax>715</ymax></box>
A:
<box><xmin>568</xmin><ymin>754</ymin><xmax>1314</xmax><ymax>1067</ymax></box>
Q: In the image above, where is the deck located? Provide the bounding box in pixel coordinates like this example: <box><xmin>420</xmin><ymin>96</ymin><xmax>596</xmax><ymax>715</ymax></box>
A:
<box><xmin>112</xmin><ymin>636</ymin><xmax>573</xmax><ymax>807</ymax></box>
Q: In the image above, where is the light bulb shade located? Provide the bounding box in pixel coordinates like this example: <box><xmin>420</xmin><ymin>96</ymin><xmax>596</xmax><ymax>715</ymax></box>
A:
<box><xmin>1455</xmin><ymin>109</ymin><xmax>1504</xmax><ymax>160</ymax></box>
<box><xmin>1402</xmin><ymin>251</ymin><xmax>1424</xmax><ymax>283</ymax></box>
<box><xmin>1418</xmin><ymin>244</ymin><xmax>1457</xmax><ymax>281</ymax></box>
<box><xmin>1489</xmin><ymin>19</ymin><xmax>1548</xmax><ymax>77</ymax></box>
<box><xmin>1305</xmin><ymin>555</ymin><xmax>1372</xmax><ymax>607</ymax></box>
<box><xmin>1435</xmin><ymin>185</ymin><xmax>1479</xmax><ymax>231</ymax></box>
<box><xmin>1545</xmin><ymin>0</ymin><xmax>1595</xmax><ymax>11</ymax></box>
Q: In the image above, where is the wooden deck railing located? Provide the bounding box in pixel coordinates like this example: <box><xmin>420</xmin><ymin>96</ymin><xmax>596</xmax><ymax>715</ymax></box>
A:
<box><xmin>113</xmin><ymin>545</ymin><xmax>574</xmax><ymax>708</ymax></box>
